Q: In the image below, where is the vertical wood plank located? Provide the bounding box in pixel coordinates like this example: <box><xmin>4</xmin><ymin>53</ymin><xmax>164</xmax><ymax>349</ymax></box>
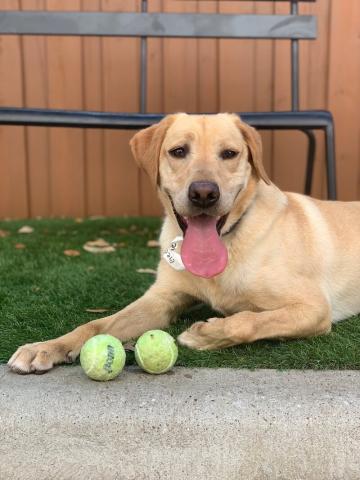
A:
<box><xmin>162</xmin><ymin>0</ymin><xmax>199</xmax><ymax>113</ymax></box>
<box><xmin>46</xmin><ymin>0</ymin><xmax>86</xmax><ymax>217</ymax></box>
<box><xmin>20</xmin><ymin>0</ymin><xmax>51</xmax><ymax>217</ymax></box>
<box><xmin>101</xmin><ymin>0</ymin><xmax>141</xmax><ymax>217</ymax></box>
<box><xmin>197</xmin><ymin>0</ymin><xmax>219</xmax><ymax>113</ymax></box>
<box><xmin>327</xmin><ymin>0</ymin><xmax>360</xmax><ymax>201</ymax></box>
<box><xmin>82</xmin><ymin>0</ymin><xmax>105</xmax><ymax>216</ymax></box>
<box><xmin>147</xmin><ymin>0</ymin><xmax>164</xmax><ymax>115</ymax></box>
<box><xmin>0</xmin><ymin>0</ymin><xmax>28</xmax><ymax>219</ymax></box>
<box><xmin>218</xmin><ymin>1</ymin><xmax>256</xmax><ymax>113</ymax></box>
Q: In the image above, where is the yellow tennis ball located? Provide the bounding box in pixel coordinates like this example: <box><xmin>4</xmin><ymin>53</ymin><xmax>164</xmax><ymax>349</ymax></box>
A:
<box><xmin>80</xmin><ymin>334</ymin><xmax>126</xmax><ymax>381</ymax></box>
<box><xmin>135</xmin><ymin>330</ymin><xmax>178</xmax><ymax>374</ymax></box>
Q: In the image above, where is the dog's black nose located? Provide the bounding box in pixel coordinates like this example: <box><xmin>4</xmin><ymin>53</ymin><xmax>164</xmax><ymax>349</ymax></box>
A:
<box><xmin>188</xmin><ymin>181</ymin><xmax>220</xmax><ymax>208</ymax></box>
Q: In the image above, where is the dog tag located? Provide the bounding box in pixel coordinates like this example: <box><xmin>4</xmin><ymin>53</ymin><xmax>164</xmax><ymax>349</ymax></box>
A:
<box><xmin>163</xmin><ymin>236</ymin><xmax>185</xmax><ymax>271</ymax></box>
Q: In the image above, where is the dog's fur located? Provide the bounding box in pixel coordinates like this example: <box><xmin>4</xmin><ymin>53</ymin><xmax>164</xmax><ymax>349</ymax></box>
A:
<box><xmin>8</xmin><ymin>113</ymin><xmax>360</xmax><ymax>373</ymax></box>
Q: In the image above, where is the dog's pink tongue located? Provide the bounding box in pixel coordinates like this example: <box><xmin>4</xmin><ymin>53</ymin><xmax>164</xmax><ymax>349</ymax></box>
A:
<box><xmin>181</xmin><ymin>215</ymin><xmax>228</xmax><ymax>278</ymax></box>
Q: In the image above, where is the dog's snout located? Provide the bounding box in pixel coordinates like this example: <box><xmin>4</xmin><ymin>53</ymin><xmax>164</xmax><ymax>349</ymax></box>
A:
<box><xmin>188</xmin><ymin>181</ymin><xmax>220</xmax><ymax>208</ymax></box>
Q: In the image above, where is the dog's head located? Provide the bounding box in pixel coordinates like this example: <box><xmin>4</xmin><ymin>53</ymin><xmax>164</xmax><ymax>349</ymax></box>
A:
<box><xmin>130</xmin><ymin>113</ymin><xmax>270</xmax><ymax>278</ymax></box>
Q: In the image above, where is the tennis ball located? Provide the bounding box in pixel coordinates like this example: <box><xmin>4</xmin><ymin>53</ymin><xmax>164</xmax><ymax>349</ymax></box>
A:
<box><xmin>80</xmin><ymin>334</ymin><xmax>126</xmax><ymax>381</ymax></box>
<box><xmin>135</xmin><ymin>330</ymin><xmax>178</xmax><ymax>374</ymax></box>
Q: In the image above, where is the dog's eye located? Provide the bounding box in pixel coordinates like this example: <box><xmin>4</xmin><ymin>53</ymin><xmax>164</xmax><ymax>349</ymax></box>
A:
<box><xmin>169</xmin><ymin>146</ymin><xmax>188</xmax><ymax>159</ymax></box>
<box><xmin>220</xmin><ymin>149</ymin><xmax>238</xmax><ymax>160</ymax></box>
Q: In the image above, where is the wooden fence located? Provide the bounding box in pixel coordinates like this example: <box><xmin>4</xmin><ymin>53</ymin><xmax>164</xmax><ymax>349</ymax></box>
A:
<box><xmin>0</xmin><ymin>0</ymin><xmax>359</xmax><ymax>218</ymax></box>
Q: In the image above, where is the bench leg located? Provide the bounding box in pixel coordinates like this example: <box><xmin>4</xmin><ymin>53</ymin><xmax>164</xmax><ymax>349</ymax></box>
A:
<box><xmin>302</xmin><ymin>129</ymin><xmax>316</xmax><ymax>196</ymax></box>
<box><xmin>325</xmin><ymin>123</ymin><xmax>337</xmax><ymax>200</ymax></box>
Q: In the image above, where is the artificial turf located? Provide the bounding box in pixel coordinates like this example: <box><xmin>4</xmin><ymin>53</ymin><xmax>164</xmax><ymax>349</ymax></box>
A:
<box><xmin>1</xmin><ymin>217</ymin><xmax>360</xmax><ymax>370</ymax></box>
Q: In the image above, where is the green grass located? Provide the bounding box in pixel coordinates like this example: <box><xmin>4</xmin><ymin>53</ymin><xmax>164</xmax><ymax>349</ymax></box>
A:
<box><xmin>1</xmin><ymin>217</ymin><xmax>360</xmax><ymax>370</ymax></box>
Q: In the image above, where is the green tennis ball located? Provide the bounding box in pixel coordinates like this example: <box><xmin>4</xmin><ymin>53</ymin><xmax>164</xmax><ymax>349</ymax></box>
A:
<box><xmin>135</xmin><ymin>330</ymin><xmax>178</xmax><ymax>374</ymax></box>
<box><xmin>80</xmin><ymin>334</ymin><xmax>126</xmax><ymax>381</ymax></box>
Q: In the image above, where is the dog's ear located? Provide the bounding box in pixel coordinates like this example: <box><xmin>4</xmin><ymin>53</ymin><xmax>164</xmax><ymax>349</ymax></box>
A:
<box><xmin>233</xmin><ymin>116</ymin><xmax>271</xmax><ymax>185</ymax></box>
<box><xmin>129</xmin><ymin>115</ymin><xmax>175</xmax><ymax>187</ymax></box>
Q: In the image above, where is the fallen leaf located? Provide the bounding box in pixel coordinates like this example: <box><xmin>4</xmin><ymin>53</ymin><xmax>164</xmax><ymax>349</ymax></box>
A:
<box><xmin>129</xmin><ymin>225</ymin><xmax>137</xmax><ymax>232</ymax></box>
<box><xmin>15</xmin><ymin>243</ymin><xmax>26</xmax><ymax>249</ymax></box>
<box><xmin>83</xmin><ymin>238</ymin><xmax>116</xmax><ymax>254</ymax></box>
<box><xmin>85</xmin><ymin>308</ymin><xmax>110</xmax><ymax>313</ymax></box>
<box><xmin>86</xmin><ymin>238</ymin><xmax>110</xmax><ymax>247</ymax></box>
<box><xmin>123</xmin><ymin>341</ymin><xmax>135</xmax><ymax>351</ymax></box>
<box><xmin>74</xmin><ymin>218</ymin><xmax>84</xmax><ymax>223</ymax></box>
<box><xmin>147</xmin><ymin>240</ymin><xmax>160</xmax><ymax>248</ymax></box>
<box><xmin>118</xmin><ymin>228</ymin><xmax>128</xmax><ymax>235</ymax></box>
<box><xmin>0</xmin><ymin>229</ymin><xmax>10</xmax><ymax>238</ymax></box>
<box><xmin>87</xmin><ymin>266</ymin><xmax>95</xmax><ymax>271</ymax></box>
<box><xmin>18</xmin><ymin>225</ymin><xmax>34</xmax><ymax>234</ymax></box>
<box><xmin>64</xmin><ymin>249</ymin><xmax>81</xmax><ymax>257</ymax></box>
<box><xmin>136</xmin><ymin>268</ymin><xmax>157</xmax><ymax>275</ymax></box>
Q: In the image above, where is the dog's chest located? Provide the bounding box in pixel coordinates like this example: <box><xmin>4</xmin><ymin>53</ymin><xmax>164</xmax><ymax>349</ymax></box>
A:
<box><xmin>191</xmin><ymin>267</ymin><xmax>257</xmax><ymax>315</ymax></box>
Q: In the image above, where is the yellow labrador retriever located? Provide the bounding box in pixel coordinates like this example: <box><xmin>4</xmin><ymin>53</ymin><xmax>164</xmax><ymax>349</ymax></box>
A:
<box><xmin>8</xmin><ymin>113</ymin><xmax>360</xmax><ymax>373</ymax></box>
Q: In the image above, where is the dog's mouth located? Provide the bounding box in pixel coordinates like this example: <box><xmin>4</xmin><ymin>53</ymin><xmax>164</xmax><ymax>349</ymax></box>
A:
<box><xmin>170</xmin><ymin>200</ymin><xmax>229</xmax><ymax>278</ymax></box>
<box><xmin>173</xmin><ymin>209</ymin><xmax>228</xmax><ymax>237</ymax></box>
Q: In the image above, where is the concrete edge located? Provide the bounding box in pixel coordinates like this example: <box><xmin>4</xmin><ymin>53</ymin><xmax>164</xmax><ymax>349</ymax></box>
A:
<box><xmin>1</xmin><ymin>365</ymin><xmax>360</xmax><ymax>480</ymax></box>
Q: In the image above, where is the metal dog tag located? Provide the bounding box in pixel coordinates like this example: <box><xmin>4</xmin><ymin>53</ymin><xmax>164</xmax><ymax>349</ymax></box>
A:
<box><xmin>163</xmin><ymin>236</ymin><xmax>185</xmax><ymax>271</ymax></box>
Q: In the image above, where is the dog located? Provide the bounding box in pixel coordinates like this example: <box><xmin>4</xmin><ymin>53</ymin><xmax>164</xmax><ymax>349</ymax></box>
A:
<box><xmin>8</xmin><ymin>113</ymin><xmax>360</xmax><ymax>374</ymax></box>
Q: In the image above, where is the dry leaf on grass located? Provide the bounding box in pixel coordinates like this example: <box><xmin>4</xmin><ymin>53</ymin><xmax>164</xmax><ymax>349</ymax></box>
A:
<box><xmin>0</xmin><ymin>229</ymin><xmax>10</xmax><ymax>238</ymax></box>
<box><xmin>129</xmin><ymin>225</ymin><xmax>137</xmax><ymax>232</ymax></box>
<box><xmin>18</xmin><ymin>225</ymin><xmax>34</xmax><ymax>234</ymax></box>
<box><xmin>118</xmin><ymin>228</ymin><xmax>128</xmax><ymax>235</ymax></box>
<box><xmin>123</xmin><ymin>341</ymin><xmax>135</xmax><ymax>351</ymax></box>
<box><xmin>83</xmin><ymin>238</ymin><xmax>116</xmax><ymax>254</ymax></box>
<box><xmin>15</xmin><ymin>243</ymin><xmax>26</xmax><ymax>249</ymax></box>
<box><xmin>74</xmin><ymin>218</ymin><xmax>84</xmax><ymax>223</ymax></box>
<box><xmin>147</xmin><ymin>240</ymin><xmax>160</xmax><ymax>248</ymax></box>
<box><xmin>85</xmin><ymin>308</ymin><xmax>110</xmax><ymax>313</ymax></box>
<box><xmin>136</xmin><ymin>268</ymin><xmax>157</xmax><ymax>275</ymax></box>
<box><xmin>64</xmin><ymin>249</ymin><xmax>81</xmax><ymax>257</ymax></box>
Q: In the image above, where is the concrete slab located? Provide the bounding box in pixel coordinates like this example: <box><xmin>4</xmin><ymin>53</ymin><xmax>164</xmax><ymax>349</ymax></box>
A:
<box><xmin>1</xmin><ymin>365</ymin><xmax>360</xmax><ymax>480</ymax></box>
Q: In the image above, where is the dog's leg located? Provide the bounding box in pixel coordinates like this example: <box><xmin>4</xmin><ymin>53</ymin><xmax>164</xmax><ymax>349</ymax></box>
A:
<box><xmin>8</xmin><ymin>283</ymin><xmax>192</xmax><ymax>374</ymax></box>
<box><xmin>178</xmin><ymin>300</ymin><xmax>331</xmax><ymax>350</ymax></box>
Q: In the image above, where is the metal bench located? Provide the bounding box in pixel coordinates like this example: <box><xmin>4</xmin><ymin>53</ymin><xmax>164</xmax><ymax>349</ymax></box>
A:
<box><xmin>0</xmin><ymin>0</ymin><xmax>336</xmax><ymax>199</ymax></box>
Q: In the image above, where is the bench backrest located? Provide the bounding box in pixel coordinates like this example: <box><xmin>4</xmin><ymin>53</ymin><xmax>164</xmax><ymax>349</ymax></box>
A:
<box><xmin>0</xmin><ymin>0</ymin><xmax>317</xmax><ymax>112</ymax></box>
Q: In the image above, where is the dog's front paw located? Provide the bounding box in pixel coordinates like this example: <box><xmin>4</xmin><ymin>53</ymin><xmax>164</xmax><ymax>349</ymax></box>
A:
<box><xmin>8</xmin><ymin>341</ymin><xmax>75</xmax><ymax>375</ymax></box>
<box><xmin>178</xmin><ymin>318</ymin><xmax>230</xmax><ymax>350</ymax></box>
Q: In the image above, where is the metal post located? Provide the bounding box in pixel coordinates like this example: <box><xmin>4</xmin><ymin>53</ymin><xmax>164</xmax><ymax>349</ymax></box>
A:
<box><xmin>140</xmin><ymin>0</ymin><xmax>147</xmax><ymax>114</ymax></box>
<box><xmin>290</xmin><ymin>0</ymin><xmax>299</xmax><ymax>111</ymax></box>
